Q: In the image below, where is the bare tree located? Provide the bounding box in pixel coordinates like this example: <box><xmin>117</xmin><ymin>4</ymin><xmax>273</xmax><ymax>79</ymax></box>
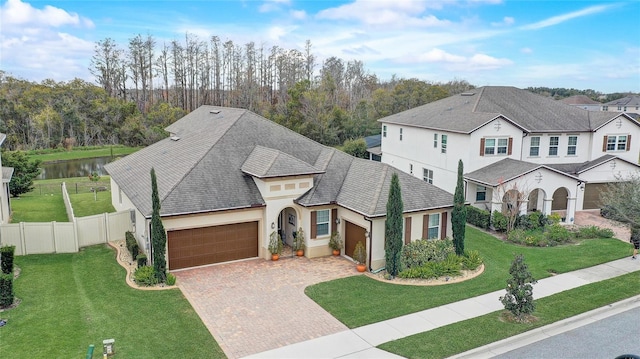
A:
<box><xmin>494</xmin><ymin>178</ymin><xmax>531</xmax><ymax>233</ymax></box>
<box><xmin>90</xmin><ymin>38</ymin><xmax>125</xmax><ymax>98</ymax></box>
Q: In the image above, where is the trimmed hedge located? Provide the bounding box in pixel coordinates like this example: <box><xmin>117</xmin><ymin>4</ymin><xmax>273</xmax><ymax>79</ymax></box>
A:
<box><xmin>400</xmin><ymin>239</ymin><xmax>455</xmax><ymax>270</ymax></box>
<box><xmin>0</xmin><ymin>273</ymin><xmax>14</xmax><ymax>308</ymax></box>
<box><xmin>1</xmin><ymin>245</ymin><xmax>15</xmax><ymax>274</ymax></box>
<box><xmin>491</xmin><ymin>210</ymin><xmax>508</xmax><ymax>232</ymax></box>
<box><xmin>125</xmin><ymin>231</ymin><xmax>139</xmax><ymax>260</ymax></box>
<box><xmin>466</xmin><ymin>206</ymin><xmax>490</xmax><ymax>229</ymax></box>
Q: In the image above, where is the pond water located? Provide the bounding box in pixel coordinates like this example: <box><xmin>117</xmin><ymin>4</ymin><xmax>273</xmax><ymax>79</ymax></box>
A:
<box><xmin>38</xmin><ymin>156</ymin><xmax>116</xmax><ymax>180</ymax></box>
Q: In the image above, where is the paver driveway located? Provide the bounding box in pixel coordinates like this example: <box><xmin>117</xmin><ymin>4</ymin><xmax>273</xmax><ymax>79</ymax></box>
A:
<box><xmin>174</xmin><ymin>255</ymin><xmax>359</xmax><ymax>359</ymax></box>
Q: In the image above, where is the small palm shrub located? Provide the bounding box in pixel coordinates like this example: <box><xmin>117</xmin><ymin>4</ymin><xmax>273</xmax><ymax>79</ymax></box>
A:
<box><xmin>462</xmin><ymin>250</ymin><xmax>482</xmax><ymax>270</ymax></box>
<box><xmin>134</xmin><ymin>266</ymin><xmax>158</xmax><ymax>286</ymax></box>
<box><xmin>166</xmin><ymin>273</ymin><xmax>176</xmax><ymax>286</ymax></box>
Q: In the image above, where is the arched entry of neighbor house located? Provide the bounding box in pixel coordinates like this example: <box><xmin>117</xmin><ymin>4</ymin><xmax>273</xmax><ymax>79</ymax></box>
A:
<box><xmin>277</xmin><ymin>207</ymin><xmax>298</xmax><ymax>249</ymax></box>
<box><xmin>501</xmin><ymin>189</ymin><xmax>522</xmax><ymax>214</ymax></box>
<box><xmin>527</xmin><ymin>188</ymin><xmax>547</xmax><ymax>212</ymax></box>
<box><xmin>551</xmin><ymin>187</ymin><xmax>569</xmax><ymax>211</ymax></box>
<box><xmin>344</xmin><ymin>221</ymin><xmax>367</xmax><ymax>259</ymax></box>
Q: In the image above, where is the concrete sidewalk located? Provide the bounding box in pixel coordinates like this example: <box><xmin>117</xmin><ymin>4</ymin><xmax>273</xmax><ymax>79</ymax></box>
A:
<box><xmin>244</xmin><ymin>257</ymin><xmax>640</xmax><ymax>359</ymax></box>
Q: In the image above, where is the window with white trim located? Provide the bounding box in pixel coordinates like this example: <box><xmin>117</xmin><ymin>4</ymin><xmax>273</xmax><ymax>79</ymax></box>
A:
<box><xmin>316</xmin><ymin>209</ymin><xmax>330</xmax><ymax>236</ymax></box>
<box><xmin>549</xmin><ymin>136</ymin><xmax>559</xmax><ymax>156</ymax></box>
<box><xmin>602</xmin><ymin>106</ymin><xmax>608</xmax><ymax>111</ymax></box>
<box><xmin>433</xmin><ymin>134</ymin><xmax>438</xmax><ymax>148</ymax></box>
<box><xmin>567</xmin><ymin>136</ymin><xmax>577</xmax><ymax>155</ymax></box>
<box><xmin>382</xmin><ymin>125</ymin><xmax>387</xmax><ymax>138</ymax></box>
<box><xmin>476</xmin><ymin>185</ymin><xmax>486</xmax><ymax>201</ymax></box>
<box><xmin>484</xmin><ymin>138</ymin><xmax>508</xmax><ymax>155</ymax></box>
<box><xmin>441</xmin><ymin>134</ymin><xmax>447</xmax><ymax>154</ymax></box>
<box><xmin>529</xmin><ymin>136</ymin><xmax>540</xmax><ymax>156</ymax></box>
<box><xmin>606</xmin><ymin>135</ymin><xmax>628</xmax><ymax>151</ymax></box>
<box><xmin>428</xmin><ymin>213</ymin><xmax>440</xmax><ymax>240</ymax></box>
<box><xmin>423</xmin><ymin>168</ymin><xmax>433</xmax><ymax>184</ymax></box>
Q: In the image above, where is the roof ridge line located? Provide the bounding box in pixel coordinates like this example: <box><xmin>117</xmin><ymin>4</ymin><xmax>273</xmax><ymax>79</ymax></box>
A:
<box><xmin>471</xmin><ymin>87</ymin><xmax>484</xmax><ymax>113</ymax></box>
<box><xmin>162</xmin><ymin>109</ymin><xmax>248</xmax><ymax>205</ymax></box>
<box><xmin>368</xmin><ymin>163</ymin><xmax>390</xmax><ymax>215</ymax></box>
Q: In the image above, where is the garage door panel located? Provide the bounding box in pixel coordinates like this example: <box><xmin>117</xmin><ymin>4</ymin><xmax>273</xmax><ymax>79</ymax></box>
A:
<box><xmin>168</xmin><ymin>221</ymin><xmax>258</xmax><ymax>270</ymax></box>
<box><xmin>584</xmin><ymin>183</ymin><xmax>608</xmax><ymax>210</ymax></box>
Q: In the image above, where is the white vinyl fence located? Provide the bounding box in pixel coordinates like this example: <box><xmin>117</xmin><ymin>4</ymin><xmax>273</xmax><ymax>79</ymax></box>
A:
<box><xmin>0</xmin><ymin>182</ymin><xmax>133</xmax><ymax>255</ymax></box>
<box><xmin>0</xmin><ymin>211</ymin><xmax>133</xmax><ymax>255</ymax></box>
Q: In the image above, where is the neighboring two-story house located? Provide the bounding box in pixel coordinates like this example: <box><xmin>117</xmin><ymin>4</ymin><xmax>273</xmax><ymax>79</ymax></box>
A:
<box><xmin>601</xmin><ymin>95</ymin><xmax>640</xmax><ymax>113</ymax></box>
<box><xmin>379</xmin><ymin>86</ymin><xmax>640</xmax><ymax>224</ymax></box>
<box><xmin>0</xmin><ymin>133</ymin><xmax>13</xmax><ymax>224</ymax></box>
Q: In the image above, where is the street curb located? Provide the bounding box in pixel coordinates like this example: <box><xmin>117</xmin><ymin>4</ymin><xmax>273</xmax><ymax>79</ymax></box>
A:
<box><xmin>448</xmin><ymin>294</ymin><xmax>640</xmax><ymax>359</ymax></box>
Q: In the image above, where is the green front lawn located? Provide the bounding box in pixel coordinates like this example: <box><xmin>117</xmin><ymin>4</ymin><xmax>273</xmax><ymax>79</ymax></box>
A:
<box><xmin>306</xmin><ymin>226</ymin><xmax>632</xmax><ymax>328</ymax></box>
<box><xmin>2</xmin><ymin>245</ymin><xmax>225</xmax><ymax>359</ymax></box>
<box><xmin>379</xmin><ymin>272</ymin><xmax>640</xmax><ymax>358</ymax></box>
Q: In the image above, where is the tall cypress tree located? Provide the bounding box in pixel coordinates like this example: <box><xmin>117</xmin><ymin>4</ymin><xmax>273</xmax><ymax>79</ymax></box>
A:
<box><xmin>385</xmin><ymin>172</ymin><xmax>404</xmax><ymax>277</ymax></box>
<box><xmin>150</xmin><ymin>167</ymin><xmax>167</xmax><ymax>282</ymax></box>
<box><xmin>452</xmin><ymin>159</ymin><xmax>467</xmax><ymax>255</ymax></box>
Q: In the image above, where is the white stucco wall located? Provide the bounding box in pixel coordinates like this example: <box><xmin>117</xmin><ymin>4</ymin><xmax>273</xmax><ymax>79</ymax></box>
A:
<box><xmin>520</xmin><ymin>132</ymin><xmax>591</xmax><ymax>165</ymax></box>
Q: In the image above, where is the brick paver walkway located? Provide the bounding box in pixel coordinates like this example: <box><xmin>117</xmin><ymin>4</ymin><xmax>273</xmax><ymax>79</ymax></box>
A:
<box><xmin>573</xmin><ymin>209</ymin><xmax>630</xmax><ymax>242</ymax></box>
<box><xmin>174</xmin><ymin>255</ymin><xmax>359</xmax><ymax>359</ymax></box>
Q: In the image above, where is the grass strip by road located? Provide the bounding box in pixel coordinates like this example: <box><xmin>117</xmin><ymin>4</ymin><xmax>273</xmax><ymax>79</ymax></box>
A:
<box><xmin>306</xmin><ymin>226</ymin><xmax>632</xmax><ymax>328</ymax></box>
<box><xmin>25</xmin><ymin>145</ymin><xmax>141</xmax><ymax>163</ymax></box>
<box><xmin>378</xmin><ymin>272</ymin><xmax>640</xmax><ymax>358</ymax></box>
<box><xmin>3</xmin><ymin>245</ymin><xmax>225</xmax><ymax>359</ymax></box>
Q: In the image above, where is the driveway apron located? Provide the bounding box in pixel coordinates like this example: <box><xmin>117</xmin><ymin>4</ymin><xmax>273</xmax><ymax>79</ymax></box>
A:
<box><xmin>174</xmin><ymin>255</ymin><xmax>358</xmax><ymax>359</ymax></box>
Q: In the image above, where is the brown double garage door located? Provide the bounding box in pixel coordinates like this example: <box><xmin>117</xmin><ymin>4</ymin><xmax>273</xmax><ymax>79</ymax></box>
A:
<box><xmin>167</xmin><ymin>221</ymin><xmax>258</xmax><ymax>270</ymax></box>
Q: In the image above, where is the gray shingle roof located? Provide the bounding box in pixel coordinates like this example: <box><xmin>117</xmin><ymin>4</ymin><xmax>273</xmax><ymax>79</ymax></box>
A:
<box><xmin>2</xmin><ymin>167</ymin><xmax>13</xmax><ymax>183</ymax></box>
<box><xmin>560</xmin><ymin>95</ymin><xmax>601</xmax><ymax>105</ymax></box>
<box><xmin>379</xmin><ymin>86</ymin><xmax>620</xmax><ymax>133</ymax></box>
<box><xmin>105</xmin><ymin>106</ymin><xmax>453</xmax><ymax>218</ymax></box>
<box><xmin>604</xmin><ymin>95</ymin><xmax>640</xmax><ymax>107</ymax></box>
<box><xmin>241</xmin><ymin>146</ymin><xmax>324</xmax><ymax>178</ymax></box>
<box><xmin>546</xmin><ymin>155</ymin><xmax>640</xmax><ymax>175</ymax></box>
<box><xmin>464</xmin><ymin>158</ymin><xmax>580</xmax><ymax>186</ymax></box>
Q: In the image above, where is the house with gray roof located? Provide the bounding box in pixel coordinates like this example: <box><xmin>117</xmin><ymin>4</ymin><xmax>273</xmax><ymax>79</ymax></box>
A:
<box><xmin>105</xmin><ymin>106</ymin><xmax>453</xmax><ymax>271</ymax></box>
<box><xmin>378</xmin><ymin>86</ymin><xmax>640</xmax><ymax>225</ymax></box>
<box><xmin>560</xmin><ymin>95</ymin><xmax>602</xmax><ymax>112</ymax></box>
<box><xmin>601</xmin><ymin>95</ymin><xmax>640</xmax><ymax>113</ymax></box>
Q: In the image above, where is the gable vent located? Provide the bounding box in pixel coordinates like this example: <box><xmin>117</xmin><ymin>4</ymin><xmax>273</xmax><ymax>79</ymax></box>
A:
<box><xmin>210</xmin><ymin>110</ymin><xmax>221</xmax><ymax>114</ymax></box>
<box><xmin>461</xmin><ymin>92</ymin><xmax>475</xmax><ymax>96</ymax></box>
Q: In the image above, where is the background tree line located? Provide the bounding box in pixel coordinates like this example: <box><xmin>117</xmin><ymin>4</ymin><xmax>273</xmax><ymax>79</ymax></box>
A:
<box><xmin>1</xmin><ymin>32</ymin><xmax>633</xmax><ymax>152</ymax></box>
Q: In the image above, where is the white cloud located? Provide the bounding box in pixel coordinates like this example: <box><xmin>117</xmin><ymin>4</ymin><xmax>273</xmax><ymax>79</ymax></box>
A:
<box><xmin>259</xmin><ymin>0</ymin><xmax>291</xmax><ymax>13</ymax></box>
<box><xmin>468</xmin><ymin>53</ymin><xmax>513</xmax><ymax>69</ymax></box>
<box><xmin>1</xmin><ymin>0</ymin><xmax>93</xmax><ymax>28</ymax></box>
<box><xmin>520</xmin><ymin>47</ymin><xmax>533</xmax><ymax>54</ymax></box>
<box><xmin>316</xmin><ymin>0</ymin><xmax>451</xmax><ymax>27</ymax></box>
<box><xmin>521</xmin><ymin>4</ymin><xmax>612</xmax><ymax>30</ymax></box>
<box><xmin>419</xmin><ymin>48</ymin><xmax>466</xmax><ymax>63</ymax></box>
<box><xmin>290</xmin><ymin>10</ymin><xmax>307</xmax><ymax>20</ymax></box>
<box><xmin>491</xmin><ymin>16</ymin><xmax>514</xmax><ymax>27</ymax></box>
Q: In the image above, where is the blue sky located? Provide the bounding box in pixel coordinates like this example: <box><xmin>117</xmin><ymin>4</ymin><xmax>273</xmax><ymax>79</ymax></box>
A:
<box><xmin>1</xmin><ymin>0</ymin><xmax>639</xmax><ymax>93</ymax></box>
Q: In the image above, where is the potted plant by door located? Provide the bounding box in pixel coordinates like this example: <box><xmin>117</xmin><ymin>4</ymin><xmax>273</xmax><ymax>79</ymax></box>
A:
<box><xmin>269</xmin><ymin>231</ymin><xmax>283</xmax><ymax>261</ymax></box>
<box><xmin>329</xmin><ymin>231</ymin><xmax>343</xmax><ymax>256</ymax></box>
<box><xmin>293</xmin><ymin>227</ymin><xmax>306</xmax><ymax>256</ymax></box>
<box><xmin>353</xmin><ymin>241</ymin><xmax>367</xmax><ymax>272</ymax></box>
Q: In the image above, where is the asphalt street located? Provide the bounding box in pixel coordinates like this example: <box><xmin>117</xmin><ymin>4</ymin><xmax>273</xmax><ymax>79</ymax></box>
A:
<box><xmin>492</xmin><ymin>306</ymin><xmax>640</xmax><ymax>359</ymax></box>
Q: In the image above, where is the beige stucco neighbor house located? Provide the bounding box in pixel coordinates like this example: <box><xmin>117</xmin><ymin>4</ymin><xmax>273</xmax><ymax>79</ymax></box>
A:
<box><xmin>104</xmin><ymin>106</ymin><xmax>454</xmax><ymax>271</ymax></box>
<box><xmin>378</xmin><ymin>86</ymin><xmax>640</xmax><ymax>225</ymax></box>
<box><xmin>0</xmin><ymin>133</ymin><xmax>13</xmax><ymax>224</ymax></box>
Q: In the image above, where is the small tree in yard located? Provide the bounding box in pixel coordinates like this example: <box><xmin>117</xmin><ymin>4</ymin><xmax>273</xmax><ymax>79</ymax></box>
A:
<box><xmin>1</xmin><ymin>151</ymin><xmax>42</xmax><ymax>197</ymax></box>
<box><xmin>452</xmin><ymin>160</ymin><xmax>466</xmax><ymax>255</ymax></box>
<box><xmin>500</xmin><ymin>254</ymin><xmax>537</xmax><ymax>322</ymax></box>
<box><xmin>150</xmin><ymin>168</ymin><xmax>167</xmax><ymax>283</ymax></box>
<box><xmin>385</xmin><ymin>173</ymin><xmax>404</xmax><ymax>277</ymax></box>
<box><xmin>600</xmin><ymin>172</ymin><xmax>640</xmax><ymax>228</ymax></box>
<box><xmin>494</xmin><ymin>178</ymin><xmax>530</xmax><ymax>233</ymax></box>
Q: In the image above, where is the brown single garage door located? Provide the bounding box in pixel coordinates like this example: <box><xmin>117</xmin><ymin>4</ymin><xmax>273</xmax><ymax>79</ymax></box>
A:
<box><xmin>583</xmin><ymin>183</ymin><xmax>609</xmax><ymax>210</ymax></box>
<box><xmin>344</xmin><ymin>221</ymin><xmax>367</xmax><ymax>259</ymax></box>
<box><xmin>167</xmin><ymin>221</ymin><xmax>258</xmax><ymax>270</ymax></box>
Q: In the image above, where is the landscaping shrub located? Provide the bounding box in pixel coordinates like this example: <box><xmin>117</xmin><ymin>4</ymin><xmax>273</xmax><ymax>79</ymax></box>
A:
<box><xmin>166</xmin><ymin>273</ymin><xmax>176</xmax><ymax>286</ymax></box>
<box><xmin>462</xmin><ymin>250</ymin><xmax>483</xmax><ymax>271</ymax></box>
<box><xmin>544</xmin><ymin>223</ymin><xmax>572</xmax><ymax>246</ymax></box>
<box><xmin>466</xmin><ymin>206</ymin><xmax>490</xmax><ymax>229</ymax></box>
<box><xmin>547</xmin><ymin>213</ymin><xmax>562</xmax><ymax>225</ymax></box>
<box><xmin>136</xmin><ymin>254</ymin><xmax>147</xmax><ymax>268</ymax></box>
<box><xmin>125</xmin><ymin>231</ymin><xmax>139</xmax><ymax>260</ymax></box>
<box><xmin>398</xmin><ymin>253</ymin><xmax>462</xmax><ymax>279</ymax></box>
<box><xmin>574</xmin><ymin>226</ymin><xmax>614</xmax><ymax>239</ymax></box>
<box><xmin>400</xmin><ymin>239</ymin><xmax>455</xmax><ymax>270</ymax></box>
<box><xmin>133</xmin><ymin>266</ymin><xmax>158</xmax><ymax>286</ymax></box>
<box><xmin>0</xmin><ymin>245</ymin><xmax>16</xmax><ymax>274</ymax></box>
<box><xmin>491</xmin><ymin>210</ymin><xmax>508</xmax><ymax>232</ymax></box>
<box><xmin>0</xmin><ymin>273</ymin><xmax>14</xmax><ymax>308</ymax></box>
<box><xmin>516</xmin><ymin>211</ymin><xmax>545</xmax><ymax>231</ymax></box>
